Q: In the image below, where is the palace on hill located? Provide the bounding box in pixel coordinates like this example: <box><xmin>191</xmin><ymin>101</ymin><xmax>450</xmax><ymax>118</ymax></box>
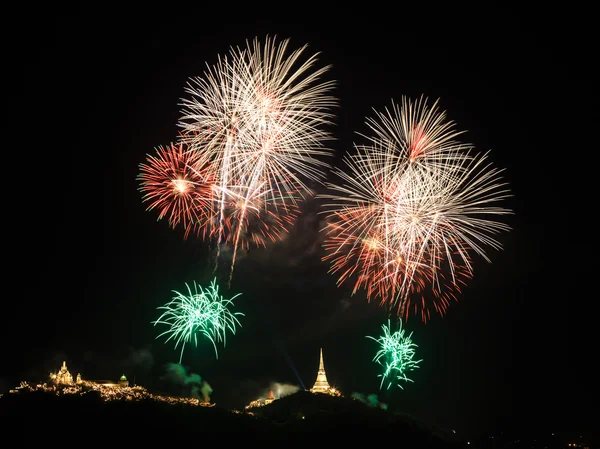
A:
<box><xmin>6</xmin><ymin>360</ymin><xmax>213</xmax><ymax>407</ymax></box>
<box><xmin>49</xmin><ymin>361</ymin><xmax>130</xmax><ymax>388</ymax></box>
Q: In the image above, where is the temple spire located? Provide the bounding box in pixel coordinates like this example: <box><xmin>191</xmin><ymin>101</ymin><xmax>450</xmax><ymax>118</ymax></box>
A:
<box><xmin>310</xmin><ymin>347</ymin><xmax>331</xmax><ymax>393</ymax></box>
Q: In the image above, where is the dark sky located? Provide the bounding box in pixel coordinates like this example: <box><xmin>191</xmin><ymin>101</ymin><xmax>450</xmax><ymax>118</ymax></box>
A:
<box><xmin>6</xmin><ymin>4</ymin><xmax>593</xmax><ymax>441</ymax></box>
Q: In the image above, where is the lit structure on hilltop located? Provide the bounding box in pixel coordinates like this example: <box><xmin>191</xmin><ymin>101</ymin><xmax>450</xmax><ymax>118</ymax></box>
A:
<box><xmin>245</xmin><ymin>389</ymin><xmax>276</xmax><ymax>409</ymax></box>
<box><xmin>242</xmin><ymin>348</ymin><xmax>340</xmax><ymax>411</ymax></box>
<box><xmin>310</xmin><ymin>348</ymin><xmax>341</xmax><ymax>397</ymax></box>
<box><xmin>118</xmin><ymin>375</ymin><xmax>129</xmax><ymax>387</ymax></box>
<box><xmin>9</xmin><ymin>380</ymin><xmax>214</xmax><ymax>407</ymax></box>
<box><xmin>50</xmin><ymin>361</ymin><xmax>81</xmax><ymax>385</ymax></box>
<box><xmin>9</xmin><ymin>360</ymin><xmax>213</xmax><ymax>407</ymax></box>
<box><xmin>49</xmin><ymin>361</ymin><xmax>127</xmax><ymax>389</ymax></box>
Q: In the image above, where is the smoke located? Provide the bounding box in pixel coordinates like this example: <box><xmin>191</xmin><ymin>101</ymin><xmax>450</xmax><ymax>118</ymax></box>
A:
<box><xmin>200</xmin><ymin>380</ymin><xmax>213</xmax><ymax>403</ymax></box>
<box><xmin>215</xmin><ymin>242</ymin><xmax>248</xmax><ymax>266</ymax></box>
<box><xmin>122</xmin><ymin>346</ymin><xmax>153</xmax><ymax>381</ymax></box>
<box><xmin>237</xmin><ymin>198</ymin><xmax>327</xmax><ymax>272</ymax></box>
<box><xmin>268</xmin><ymin>381</ymin><xmax>301</xmax><ymax>399</ymax></box>
<box><xmin>162</xmin><ymin>363</ymin><xmax>212</xmax><ymax>402</ymax></box>
<box><xmin>66</xmin><ymin>347</ymin><xmax>155</xmax><ymax>385</ymax></box>
<box><xmin>126</xmin><ymin>347</ymin><xmax>153</xmax><ymax>370</ymax></box>
<box><xmin>340</xmin><ymin>296</ymin><xmax>352</xmax><ymax>311</ymax></box>
<box><xmin>351</xmin><ymin>392</ymin><xmax>388</xmax><ymax>410</ymax></box>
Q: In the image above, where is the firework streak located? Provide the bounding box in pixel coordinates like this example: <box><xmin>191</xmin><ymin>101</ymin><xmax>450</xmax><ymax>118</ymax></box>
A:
<box><xmin>321</xmin><ymin>96</ymin><xmax>512</xmax><ymax>322</ymax></box>
<box><xmin>152</xmin><ymin>278</ymin><xmax>244</xmax><ymax>362</ymax></box>
<box><xmin>138</xmin><ymin>36</ymin><xmax>337</xmax><ymax>280</ymax></box>
<box><xmin>367</xmin><ymin>319</ymin><xmax>421</xmax><ymax>389</ymax></box>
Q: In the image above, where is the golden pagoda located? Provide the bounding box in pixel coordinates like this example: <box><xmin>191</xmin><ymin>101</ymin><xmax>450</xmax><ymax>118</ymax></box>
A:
<box><xmin>310</xmin><ymin>348</ymin><xmax>341</xmax><ymax>396</ymax></box>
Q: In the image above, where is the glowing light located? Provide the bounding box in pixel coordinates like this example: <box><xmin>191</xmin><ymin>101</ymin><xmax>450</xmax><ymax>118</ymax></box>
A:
<box><xmin>152</xmin><ymin>278</ymin><xmax>244</xmax><ymax>362</ymax></box>
<box><xmin>138</xmin><ymin>141</ymin><xmax>215</xmax><ymax>239</ymax></box>
<box><xmin>175</xmin><ymin>35</ymin><xmax>338</xmax><ymax>279</ymax></box>
<box><xmin>321</xmin><ymin>96</ymin><xmax>512</xmax><ymax>321</ymax></box>
<box><xmin>138</xmin><ymin>36</ymin><xmax>337</xmax><ymax>282</ymax></box>
<box><xmin>9</xmin><ymin>381</ymin><xmax>214</xmax><ymax>407</ymax></box>
<box><xmin>366</xmin><ymin>319</ymin><xmax>422</xmax><ymax>390</ymax></box>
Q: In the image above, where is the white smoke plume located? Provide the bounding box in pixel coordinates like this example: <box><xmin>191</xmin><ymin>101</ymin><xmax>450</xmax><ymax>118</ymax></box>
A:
<box><xmin>265</xmin><ymin>381</ymin><xmax>301</xmax><ymax>399</ymax></box>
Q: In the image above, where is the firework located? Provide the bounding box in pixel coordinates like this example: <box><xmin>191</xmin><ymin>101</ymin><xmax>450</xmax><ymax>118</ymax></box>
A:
<box><xmin>215</xmin><ymin>181</ymin><xmax>301</xmax><ymax>250</ymax></box>
<box><xmin>152</xmin><ymin>278</ymin><xmax>244</xmax><ymax>362</ymax></box>
<box><xmin>177</xmin><ymin>35</ymin><xmax>337</xmax><ymax>278</ymax></box>
<box><xmin>138</xmin><ymin>36</ymin><xmax>338</xmax><ymax>281</ymax></box>
<box><xmin>366</xmin><ymin>319</ymin><xmax>421</xmax><ymax>390</ymax></box>
<box><xmin>137</xmin><ymin>141</ymin><xmax>216</xmax><ymax>239</ymax></box>
<box><xmin>321</xmin><ymin>96</ymin><xmax>512</xmax><ymax>321</ymax></box>
<box><xmin>178</xmin><ymin>35</ymin><xmax>338</xmax><ymax>196</ymax></box>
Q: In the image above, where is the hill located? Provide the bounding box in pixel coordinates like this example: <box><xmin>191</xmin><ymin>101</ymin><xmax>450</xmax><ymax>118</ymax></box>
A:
<box><xmin>1</xmin><ymin>386</ymin><xmax>464</xmax><ymax>446</ymax></box>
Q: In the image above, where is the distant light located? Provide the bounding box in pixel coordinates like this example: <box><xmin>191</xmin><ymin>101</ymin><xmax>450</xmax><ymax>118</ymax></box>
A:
<box><xmin>452</xmin><ymin>430</ymin><xmax>456</xmax><ymax>434</ymax></box>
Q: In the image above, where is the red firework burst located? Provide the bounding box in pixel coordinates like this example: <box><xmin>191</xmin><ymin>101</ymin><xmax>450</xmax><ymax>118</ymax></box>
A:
<box><xmin>137</xmin><ymin>141</ymin><xmax>216</xmax><ymax>239</ymax></box>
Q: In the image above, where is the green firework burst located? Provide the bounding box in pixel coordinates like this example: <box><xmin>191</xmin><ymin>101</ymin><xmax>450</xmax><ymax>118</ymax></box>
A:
<box><xmin>153</xmin><ymin>278</ymin><xmax>244</xmax><ymax>362</ymax></box>
<box><xmin>366</xmin><ymin>319</ymin><xmax>422</xmax><ymax>390</ymax></box>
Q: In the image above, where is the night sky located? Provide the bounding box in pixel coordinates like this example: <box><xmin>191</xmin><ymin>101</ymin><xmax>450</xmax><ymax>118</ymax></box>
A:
<box><xmin>6</xmin><ymin>5</ymin><xmax>594</xmax><ymax>441</ymax></box>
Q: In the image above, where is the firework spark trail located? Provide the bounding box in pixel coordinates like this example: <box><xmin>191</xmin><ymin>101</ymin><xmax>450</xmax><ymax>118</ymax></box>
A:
<box><xmin>366</xmin><ymin>319</ymin><xmax>422</xmax><ymax>390</ymax></box>
<box><xmin>152</xmin><ymin>278</ymin><xmax>244</xmax><ymax>363</ymax></box>
<box><xmin>322</xmin><ymin>152</ymin><xmax>472</xmax><ymax>320</ymax></box>
<box><xmin>321</xmin><ymin>96</ymin><xmax>512</xmax><ymax>322</ymax></box>
<box><xmin>363</xmin><ymin>97</ymin><xmax>470</xmax><ymax>166</ymax></box>
<box><xmin>175</xmin><ymin>35</ymin><xmax>337</xmax><ymax>279</ymax></box>
<box><xmin>137</xmin><ymin>141</ymin><xmax>215</xmax><ymax>239</ymax></box>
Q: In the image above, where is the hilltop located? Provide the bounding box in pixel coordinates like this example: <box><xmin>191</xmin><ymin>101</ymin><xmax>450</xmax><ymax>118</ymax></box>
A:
<box><xmin>1</xmin><ymin>385</ymin><xmax>462</xmax><ymax>446</ymax></box>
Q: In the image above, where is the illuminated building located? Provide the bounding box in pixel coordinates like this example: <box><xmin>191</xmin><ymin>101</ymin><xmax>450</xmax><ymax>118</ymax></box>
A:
<box><xmin>245</xmin><ymin>348</ymin><xmax>342</xmax><ymax>409</ymax></box>
<box><xmin>118</xmin><ymin>375</ymin><xmax>129</xmax><ymax>387</ymax></box>
<box><xmin>245</xmin><ymin>389</ymin><xmax>276</xmax><ymax>409</ymax></box>
<box><xmin>48</xmin><ymin>361</ymin><xmax>129</xmax><ymax>389</ymax></box>
<box><xmin>8</xmin><ymin>358</ymin><xmax>214</xmax><ymax>407</ymax></box>
<box><xmin>8</xmin><ymin>380</ymin><xmax>214</xmax><ymax>407</ymax></box>
<box><xmin>49</xmin><ymin>361</ymin><xmax>80</xmax><ymax>385</ymax></box>
<box><xmin>310</xmin><ymin>348</ymin><xmax>341</xmax><ymax>396</ymax></box>
<box><xmin>265</xmin><ymin>389</ymin><xmax>275</xmax><ymax>405</ymax></box>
